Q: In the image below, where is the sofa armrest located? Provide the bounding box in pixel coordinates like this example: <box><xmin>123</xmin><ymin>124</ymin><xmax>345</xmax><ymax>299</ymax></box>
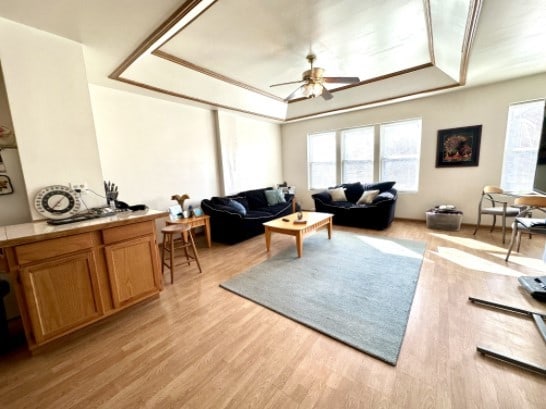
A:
<box><xmin>312</xmin><ymin>191</ymin><xmax>332</xmax><ymax>203</ymax></box>
<box><xmin>201</xmin><ymin>199</ymin><xmax>244</xmax><ymax>219</ymax></box>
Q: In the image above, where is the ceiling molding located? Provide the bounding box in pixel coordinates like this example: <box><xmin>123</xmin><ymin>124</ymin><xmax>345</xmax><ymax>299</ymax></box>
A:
<box><xmin>152</xmin><ymin>49</ymin><xmax>285</xmax><ymax>102</ymax></box>
<box><xmin>460</xmin><ymin>0</ymin><xmax>483</xmax><ymax>84</ymax></box>
<box><xmin>109</xmin><ymin>0</ymin><xmax>215</xmax><ymax>80</ymax></box>
<box><xmin>423</xmin><ymin>0</ymin><xmax>435</xmax><ymax>65</ymax></box>
<box><xmin>285</xmin><ymin>83</ymin><xmax>462</xmax><ymax>122</ymax></box>
<box><xmin>288</xmin><ymin>63</ymin><xmax>436</xmax><ymax>103</ymax></box>
<box><xmin>114</xmin><ymin>76</ymin><xmax>286</xmax><ymax>122</ymax></box>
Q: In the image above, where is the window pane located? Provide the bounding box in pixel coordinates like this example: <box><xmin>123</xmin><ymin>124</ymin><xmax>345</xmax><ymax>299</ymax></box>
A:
<box><xmin>341</xmin><ymin>127</ymin><xmax>374</xmax><ymax>183</ymax></box>
<box><xmin>501</xmin><ymin>99</ymin><xmax>545</xmax><ymax>192</ymax></box>
<box><xmin>308</xmin><ymin>132</ymin><xmax>336</xmax><ymax>189</ymax></box>
<box><xmin>380</xmin><ymin>119</ymin><xmax>422</xmax><ymax>191</ymax></box>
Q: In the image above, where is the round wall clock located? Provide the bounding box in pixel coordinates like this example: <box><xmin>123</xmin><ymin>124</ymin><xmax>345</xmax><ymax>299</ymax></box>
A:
<box><xmin>34</xmin><ymin>185</ymin><xmax>82</xmax><ymax>219</ymax></box>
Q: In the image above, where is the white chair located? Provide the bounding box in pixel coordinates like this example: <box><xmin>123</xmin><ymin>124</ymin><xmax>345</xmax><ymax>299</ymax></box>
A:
<box><xmin>473</xmin><ymin>186</ymin><xmax>520</xmax><ymax>243</ymax></box>
<box><xmin>505</xmin><ymin>195</ymin><xmax>546</xmax><ymax>261</ymax></box>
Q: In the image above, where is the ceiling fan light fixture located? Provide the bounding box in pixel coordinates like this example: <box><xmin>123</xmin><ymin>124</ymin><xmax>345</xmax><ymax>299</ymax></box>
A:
<box><xmin>270</xmin><ymin>53</ymin><xmax>359</xmax><ymax>101</ymax></box>
<box><xmin>303</xmin><ymin>83</ymin><xmax>323</xmax><ymax>98</ymax></box>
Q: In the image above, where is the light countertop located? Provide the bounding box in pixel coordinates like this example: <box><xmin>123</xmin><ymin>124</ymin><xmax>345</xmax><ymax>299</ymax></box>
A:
<box><xmin>0</xmin><ymin>209</ymin><xmax>168</xmax><ymax>248</ymax></box>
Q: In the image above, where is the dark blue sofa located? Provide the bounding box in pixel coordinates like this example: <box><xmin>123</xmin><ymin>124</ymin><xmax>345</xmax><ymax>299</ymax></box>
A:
<box><xmin>201</xmin><ymin>187</ymin><xmax>295</xmax><ymax>244</ymax></box>
<box><xmin>312</xmin><ymin>181</ymin><xmax>397</xmax><ymax>230</ymax></box>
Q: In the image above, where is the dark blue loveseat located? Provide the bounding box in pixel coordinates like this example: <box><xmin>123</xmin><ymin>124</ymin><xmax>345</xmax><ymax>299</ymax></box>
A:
<box><xmin>312</xmin><ymin>181</ymin><xmax>397</xmax><ymax>230</ymax></box>
<box><xmin>201</xmin><ymin>187</ymin><xmax>295</xmax><ymax>244</ymax></box>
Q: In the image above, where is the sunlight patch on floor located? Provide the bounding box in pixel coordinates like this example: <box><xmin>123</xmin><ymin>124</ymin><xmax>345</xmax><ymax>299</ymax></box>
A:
<box><xmin>433</xmin><ymin>247</ymin><xmax>521</xmax><ymax>277</ymax></box>
<box><xmin>356</xmin><ymin>235</ymin><xmax>423</xmax><ymax>259</ymax></box>
<box><xmin>428</xmin><ymin>232</ymin><xmax>506</xmax><ymax>252</ymax></box>
<box><xmin>490</xmin><ymin>252</ymin><xmax>546</xmax><ymax>272</ymax></box>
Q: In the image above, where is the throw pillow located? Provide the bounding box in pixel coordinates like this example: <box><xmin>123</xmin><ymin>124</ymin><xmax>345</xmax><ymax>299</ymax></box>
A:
<box><xmin>227</xmin><ymin>199</ymin><xmax>247</xmax><ymax>216</ymax></box>
<box><xmin>343</xmin><ymin>182</ymin><xmax>364</xmax><ymax>203</ymax></box>
<box><xmin>357</xmin><ymin>189</ymin><xmax>380</xmax><ymax>205</ymax></box>
<box><xmin>328</xmin><ymin>187</ymin><xmax>347</xmax><ymax>201</ymax></box>
<box><xmin>274</xmin><ymin>188</ymin><xmax>286</xmax><ymax>203</ymax></box>
<box><xmin>364</xmin><ymin>181</ymin><xmax>396</xmax><ymax>193</ymax></box>
<box><xmin>265</xmin><ymin>189</ymin><xmax>283</xmax><ymax>206</ymax></box>
<box><xmin>231</xmin><ymin>196</ymin><xmax>249</xmax><ymax>211</ymax></box>
<box><xmin>244</xmin><ymin>189</ymin><xmax>269</xmax><ymax>209</ymax></box>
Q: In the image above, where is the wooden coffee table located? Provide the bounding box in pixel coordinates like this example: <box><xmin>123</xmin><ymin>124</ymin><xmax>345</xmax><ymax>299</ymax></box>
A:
<box><xmin>263</xmin><ymin>211</ymin><xmax>333</xmax><ymax>258</ymax></box>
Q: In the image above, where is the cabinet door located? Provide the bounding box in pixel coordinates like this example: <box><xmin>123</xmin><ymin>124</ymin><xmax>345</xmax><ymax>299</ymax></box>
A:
<box><xmin>104</xmin><ymin>235</ymin><xmax>160</xmax><ymax>308</ymax></box>
<box><xmin>20</xmin><ymin>251</ymin><xmax>102</xmax><ymax>344</ymax></box>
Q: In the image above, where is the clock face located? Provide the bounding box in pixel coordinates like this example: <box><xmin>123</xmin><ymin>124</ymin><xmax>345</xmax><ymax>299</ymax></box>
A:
<box><xmin>34</xmin><ymin>185</ymin><xmax>81</xmax><ymax>219</ymax></box>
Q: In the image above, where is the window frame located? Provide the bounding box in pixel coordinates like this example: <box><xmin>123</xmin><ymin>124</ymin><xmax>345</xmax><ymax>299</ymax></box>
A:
<box><xmin>307</xmin><ymin>118</ymin><xmax>422</xmax><ymax>192</ymax></box>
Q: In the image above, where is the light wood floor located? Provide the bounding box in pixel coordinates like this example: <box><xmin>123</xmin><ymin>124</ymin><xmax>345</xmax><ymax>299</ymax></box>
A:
<box><xmin>1</xmin><ymin>220</ymin><xmax>546</xmax><ymax>408</ymax></box>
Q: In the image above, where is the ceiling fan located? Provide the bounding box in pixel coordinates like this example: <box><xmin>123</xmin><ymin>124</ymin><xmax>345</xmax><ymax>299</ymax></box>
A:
<box><xmin>270</xmin><ymin>53</ymin><xmax>360</xmax><ymax>101</ymax></box>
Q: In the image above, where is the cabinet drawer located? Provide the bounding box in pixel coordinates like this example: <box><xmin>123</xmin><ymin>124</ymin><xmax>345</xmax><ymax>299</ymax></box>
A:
<box><xmin>16</xmin><ymin>233</ymin><xmax>97</xmax><ymax>265</ymax></box>
<box><xmin>102</xmin><ymin>221</ymin><xmax>155</xmax><ymax>244</ymax></box>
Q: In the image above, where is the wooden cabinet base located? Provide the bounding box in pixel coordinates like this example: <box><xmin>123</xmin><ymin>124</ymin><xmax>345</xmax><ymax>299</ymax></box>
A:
<box><xmin>0</xmin><ymin>211</ymin><xmax>165</xmax><ymax>352</ymax></box>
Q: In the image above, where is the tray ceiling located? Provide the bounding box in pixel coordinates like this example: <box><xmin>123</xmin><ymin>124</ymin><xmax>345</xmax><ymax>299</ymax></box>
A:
<box><xmin>1</xmin><ymin>0</ymin><xmax>546</xmax><ymax>122</ymax></box>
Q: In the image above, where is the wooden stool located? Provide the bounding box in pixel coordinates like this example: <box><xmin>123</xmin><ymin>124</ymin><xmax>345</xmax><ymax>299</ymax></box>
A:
<box><xmin>160</xmin><ymin>224</ymin><xmax>202</xmax><ymax>284</ymax></box>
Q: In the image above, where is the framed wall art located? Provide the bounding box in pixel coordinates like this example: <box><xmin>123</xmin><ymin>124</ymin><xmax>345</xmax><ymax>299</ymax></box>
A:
<box><xmin>436</xmin><ymin>125</ymin><xmax>482</xmax><ymax>167</ymax></box>
<box><xmin>0</xmin><ymin>124</ymin><xmax>16</xmax><ymax>148</ymax></box>
<box><xmin>0</xmin><ymin>174</ymin><xmax>13</xmax><ymax>195</ymax></box>
<box><xmin>0</xmin><ymin>151</ymin><xmax>5</xmax><ymax>172</ymax></box>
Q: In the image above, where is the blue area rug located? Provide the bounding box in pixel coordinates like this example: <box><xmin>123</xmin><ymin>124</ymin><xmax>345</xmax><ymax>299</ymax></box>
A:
<box><xmin>220</xmin><ymin>231</ymin><xmax>426</xmax><ymax>365</ymax></box>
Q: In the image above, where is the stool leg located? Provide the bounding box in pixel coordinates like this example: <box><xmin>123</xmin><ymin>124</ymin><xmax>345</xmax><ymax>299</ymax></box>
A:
<box><xmin>161</xmin><ymin>234</ymin><xmax>167</xmax><ymax>274</ymax></box>
<box><xmin>169</xmin><ymin>233</ymin><xmax>176</xmax><ymax>284</ymax></box>
<box><xmin>188</xmin><ymin>231</ymin><xmax>203</xmax><ymax>274</ymax></box>
<box><xmin>181</xmin><ymin>231</ymin><xmax>191</xmax><ymax>266</ymax></box>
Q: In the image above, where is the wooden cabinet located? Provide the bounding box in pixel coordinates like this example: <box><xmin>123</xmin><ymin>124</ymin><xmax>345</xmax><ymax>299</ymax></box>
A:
<box><xmin>1</xmin><ymin>213</ymin><xmax>164</xmax><ymax>351</ymax></box>
<box><xmin>19</xmin><ymin>250</ymin><xmax>102</xmax><ymax>343</ymax></box>
<box><xmin>102</xmin><ymin>221</ymin><xmax>161</xmax><ymax>308</ymax></box>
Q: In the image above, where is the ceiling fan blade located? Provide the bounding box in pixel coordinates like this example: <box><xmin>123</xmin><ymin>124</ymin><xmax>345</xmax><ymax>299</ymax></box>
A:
<box><xmin>323</xmin><ymin>76</ymin><xmax>360</xmax><ymax>84</ymax></box>
<box><xmin>321</xmin><ymin>87</ymin><xmax>333</xmax><ymax>101</ymax></box>
<box><xmin>285</xmin><ymin>84</ymin><xmax>306</xmax><ymax>101</ymax></box>
<box><xmin>270</xmin><ymin>80</ymin><xmax>305</xmax><ymax>87</ymax></box>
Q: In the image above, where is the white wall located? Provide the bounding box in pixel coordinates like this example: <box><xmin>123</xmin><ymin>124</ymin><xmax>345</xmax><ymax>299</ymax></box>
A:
<box><xmin>216</xmin><ymin>110</ymin><xmax>283</xmax><ymax>194</ymax></box>
<box><xmin>0</xmin><ymin>18</ymin><xmax>105</xmax><ymax>217</ymax></box>
<box><xmin>282</xmin><ymin>72</ymin><xmax>546</xmax><ymax>224</ymax></box>
<box><xmin>0</xmin><ymin>64</ymin><xmax>30</xmax><ymax>226</ymax></box>
<box><xmin>89</xmin><ymin>84</ymin><xmax>219</xmax><ymax>214</ymax></box>
<box><xmin>89</xmin><ymin>87</ymin><xmax>284</xmax><ymax>220</ymax></box>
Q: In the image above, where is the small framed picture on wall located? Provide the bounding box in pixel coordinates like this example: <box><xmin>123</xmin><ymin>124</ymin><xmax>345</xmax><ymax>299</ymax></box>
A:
<box><xmin>436</xmin><ymin>125</ymin><xmax>482</xmax><ymax>167</ymax></box>
<box><xmin>0</xmin><ymin>174</ymin><xmax>14</xmax><ymax>195</ymax></box>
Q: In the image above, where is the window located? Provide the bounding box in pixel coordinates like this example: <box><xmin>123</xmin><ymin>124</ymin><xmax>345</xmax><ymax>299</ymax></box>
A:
<box><xmin>308</xmin><ymin>118</ymin><xmax>422</xmax><ymax>191</ymax></box>
<box><xmin>308</xmin><ymin>132</ymin><xmax>336</xmax><ymax>189</ymax></box>
<box><xmin>500</xmin><ymin>99</ymin><xmax>546</xmax><ymax>192</ymax></box>
<box><xmin>380</xmin><ymin>119</ymin><xmax>422</xmax><ymax>192</ymax></box>
<box><xmin>341</xmin><ymin>126</ymin><xmax>374</xmax><ymax>183</ymax></box>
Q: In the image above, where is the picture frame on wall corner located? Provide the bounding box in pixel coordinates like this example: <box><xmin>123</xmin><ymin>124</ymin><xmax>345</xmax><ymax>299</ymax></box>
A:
<box><xmin>436</xmin><ymin>125</ymin><xmax>482</xmax><ymax>167</ymax></box>
<box><xmin>0</xmin><ymin>174</ymin><xmax>14</xmax><ymax>195</ymax></box>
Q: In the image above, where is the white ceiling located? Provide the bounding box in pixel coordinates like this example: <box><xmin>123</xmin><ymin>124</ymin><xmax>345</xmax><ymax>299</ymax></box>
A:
<box><xmin>1</xmin><ymin>0</ymin><xmax>546</xmax><ymax>122</ymax></box>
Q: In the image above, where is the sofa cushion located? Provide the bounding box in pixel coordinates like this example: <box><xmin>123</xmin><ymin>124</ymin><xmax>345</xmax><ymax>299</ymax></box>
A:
<box><xmin>312</xmin><ymin>191</ymin><xmax>332</xmax><ymax>203</ymax></box>
<box><xmin>364</xmin><ymin>181</ymin><xmax>396</xmax><ymax>193</ymax></box>
<box><xmin>357</xmin><ymin>189</ymin><xmax>380</xmax><ymax>204</ymax></box>
<box><xmin>211</xmin><ymin>196</ymin><xmax>231</xmax><ymax>206</ymax></box>
<box><xmin>260</xmin><ymin>202</ymin><xmax>290</xmax><ymax>215</ymax></box>
<box><xmin>265</xmin><ymin>189</ymin><xmax>286</xmax><ymax>206</ymax></box>
<box><xmin>243</xmin><ymin>188</ymin><xmax>269</xmax><ymax>209</ymax></box>
<box><xmin>328</xmin><ymin>187</ymin><xmax>347</xmax><ymax>201</ymax></box>
<box><xmin>245</xmin><ymin>210</ymin><xmax>273</xmax><ymax>218</ymax></box>
<box><xmin>373</xmin><ymin>191</ymin><xmax>396</xmax><ymax>203</ymax></box>
<box><xmin>227</xmin><ymin>199</ymin><xmax>247</xmax><ymax>216</ymax></box>
<box><xmin>231</xmin><ymin>196</ymin><xmax>249</xmax><ymax>211</ymax></box>
<box><xmin>343</xmin><ymin>182</ymin><xmax>365</xmax><ymax>203</ymax></box>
